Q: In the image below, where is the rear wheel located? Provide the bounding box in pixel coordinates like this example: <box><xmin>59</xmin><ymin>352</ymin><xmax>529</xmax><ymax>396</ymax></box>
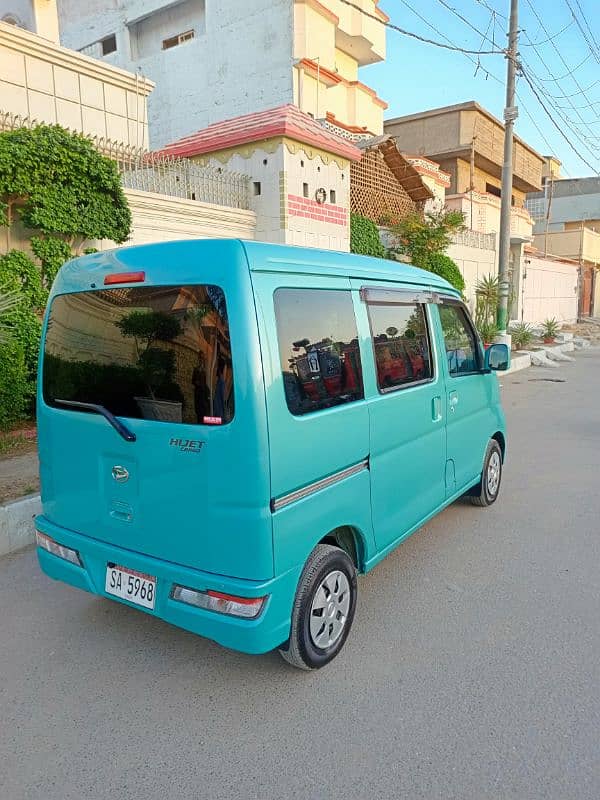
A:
<box><xmin>470</xmin><ymin>439</ymin><xmax>503</xmax><ymax>507</ymax></box>
<box><xmin>279</xmin><ymin>544</ymin><xmax>357</xmax><ymax>670</ymax></box>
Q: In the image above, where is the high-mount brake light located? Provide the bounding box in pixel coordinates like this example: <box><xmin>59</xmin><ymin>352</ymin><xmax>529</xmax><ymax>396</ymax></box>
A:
<box><xmin>104</xmin><ymin>271</ymin><xmax>145</xmax><ymax>285</ymax></box>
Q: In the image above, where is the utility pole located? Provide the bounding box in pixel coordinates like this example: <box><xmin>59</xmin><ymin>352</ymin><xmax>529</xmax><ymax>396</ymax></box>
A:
<box><xmin>496</xmin><ymin>0</ymin><xmax>519</xmax><ymax>341</ymax></box>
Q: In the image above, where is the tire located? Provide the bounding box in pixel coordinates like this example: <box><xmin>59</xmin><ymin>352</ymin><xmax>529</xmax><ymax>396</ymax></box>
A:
<box><xmin>279</xmin><ymin>544</ymin><xmax>357</xmax><ymax>670</ymax></box>
<box><xmin>470</xmin><ymin>439</ymin><xmax>503</xmax><ymax>507</ymax></box>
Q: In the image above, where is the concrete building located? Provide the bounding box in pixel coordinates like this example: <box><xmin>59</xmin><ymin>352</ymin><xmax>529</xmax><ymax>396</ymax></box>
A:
<box><xmin>384</xmin><ymin>101</ymin><xmax>543</xmax><ymax>238</ymax></box>
<box><xmin>0</xmin><ymin>18</ymin><xmax>152</xmax><ymax>148</ymax></box>
<box><xmin>52</xmin><ymin>0</ymin><xmax>388</xmax><ymax>150</ymax></box>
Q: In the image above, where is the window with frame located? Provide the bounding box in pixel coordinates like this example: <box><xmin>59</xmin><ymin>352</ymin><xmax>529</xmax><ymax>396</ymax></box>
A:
<box><xmin>274</xmin><ymin>289</ymin><xmax>364</xmax><ymax>416</ymax></box>
<box><xmin>439</xmin><ymin>303</ymin><xmax>481</xmax><ymax>376</ymax></box>
<box><xmin>162</xmin><ymin>29</ymin><xmax>195</xmax><ymax>49</ymax></box>
<box><xmin>367</xmin><ymin>302</ymin><xmax>433</xmax><ymax>391</ymax></box>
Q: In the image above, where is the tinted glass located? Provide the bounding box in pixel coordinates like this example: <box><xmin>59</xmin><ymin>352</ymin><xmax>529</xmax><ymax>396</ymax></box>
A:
<box><xmin>274</xmin><ymin>289</ymin><xmax>364</xmax><ymax>416</ymax></box>
<box><xmin>439</xmin><ymin>304</ymin><xmax>480</xmax><ymax>375</ymax></box>
<box><xmin>368</xmin><ymin>303</ymin><xmax>433</xmax><ymax>391</ymax></box>
<box><xmin>43</xmin><ymin>285</ymin><xmax>234</xmax><ymax>425</ymax></box>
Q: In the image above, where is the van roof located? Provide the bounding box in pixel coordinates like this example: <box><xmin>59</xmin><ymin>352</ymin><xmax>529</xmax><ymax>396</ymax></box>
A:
<box><xmin>52</xmin><ymin>239</ymin><xmax>458</xmax><ymax>296</ymax></box>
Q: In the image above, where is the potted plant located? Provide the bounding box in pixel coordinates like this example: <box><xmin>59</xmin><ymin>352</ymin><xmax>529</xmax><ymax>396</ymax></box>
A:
<box><xmin>475</xmin><ymin>274</ymin><xmax>499</xmax><ymax>348</ymax></box>
<box><xmin>478</xmin><ymin>320</ymin><xmax>499</xmax><ymax>349</ymax></box>
<box><xmin>115</xmin><ymin>310</ymin><xmax>184</xmax><ymax>422</ymax></box>
<box><xmin>509</xmin><ymin>322</ymin><xmax>534</xmax><ymax>351</ymax></box>
<box><xmin>541</xmin><ymin>317</ymin><xmax>560</xmax><ymax>344</ymax></box>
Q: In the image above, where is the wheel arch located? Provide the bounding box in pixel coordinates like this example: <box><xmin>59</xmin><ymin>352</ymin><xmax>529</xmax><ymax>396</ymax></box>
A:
<box><xmin>492</xmin><ymin>430</ymin><xmax>506</xmax><ymax>460</ymax></box>
<box><xmin>319</xmin><ymin>525</ymin><xmax>367</xmax><ymax>573</ymax></box>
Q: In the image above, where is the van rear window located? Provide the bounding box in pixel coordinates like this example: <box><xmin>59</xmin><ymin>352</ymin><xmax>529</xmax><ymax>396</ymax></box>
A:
<box><xmin>43</xmin><ymin>285</ymin><xmax>234</xmax><ymax>425</ymax></box>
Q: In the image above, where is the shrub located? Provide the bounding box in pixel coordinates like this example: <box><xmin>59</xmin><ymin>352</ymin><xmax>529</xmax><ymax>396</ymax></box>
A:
<box><xmin>421</xmin><ymin>252</ymin><xmax>465</xmax><ymax>293</ymax></box>
<box><xmin>350</xmin><ymin>213</ymin><xmax>385</xmax><ymax>258</ymax></box>
<box><xmin>510</xmin><ymin>322</ymin><xmax>534</xmax><ymax>350</ymax></box>
<box><xmin>0</xmin><ymin>338</ymin><xmax>29</xmax><ymax>428</ymax></box>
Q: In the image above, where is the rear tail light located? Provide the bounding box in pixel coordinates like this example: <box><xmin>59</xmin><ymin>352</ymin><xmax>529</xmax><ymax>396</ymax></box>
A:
<box><xmin>104</xmin><ymin>271</ymin><xmax>145</xmax><ymax>285</ymax></box>
<box><xmin>171</xmin><ymin>585</ymin><xmax>266</xmax><ymax>619</ymax></box>
<box><xmin>36</xmin><ymin>531</ymin><xmax>82</xmax><ymax>566</ymax></box>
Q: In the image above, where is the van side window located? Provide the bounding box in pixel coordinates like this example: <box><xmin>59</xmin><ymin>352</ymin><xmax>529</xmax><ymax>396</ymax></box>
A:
<box><xmin>367</xmin><ymin>302</ymin><xmax>433</xmax><ymax>392</ymax></box>
<box><xmin>274</xmin><ymin>289</ymin><xmax>364</xmax><ymax>416</ymax></box>
<box><xmin>439</xmin><ymin>303</ymin><xmax>481</xmax><ymax>375</ymax></box>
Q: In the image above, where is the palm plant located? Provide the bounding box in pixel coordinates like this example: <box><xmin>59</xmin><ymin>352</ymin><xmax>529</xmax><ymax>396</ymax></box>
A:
<box><xmin>509</xmin><ymin>322</ymin><xmax>534</xmax><ymax>351</ymax></box>
<box><xmin>541</xmin><ymin>317</ymin><xmax>560</xmax><ymax>342</ymax></box>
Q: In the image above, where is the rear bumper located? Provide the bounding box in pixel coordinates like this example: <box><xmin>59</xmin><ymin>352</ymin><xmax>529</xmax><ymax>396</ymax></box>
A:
<box><xmin>35</xmin><ymin>515</ymin><xmax>300</xmax><ymax>655</ymax></box>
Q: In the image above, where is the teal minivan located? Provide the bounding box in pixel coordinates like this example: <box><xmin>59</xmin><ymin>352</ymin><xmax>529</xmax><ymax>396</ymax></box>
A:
<box><xmin>36</xmin><ymin>239</ymin><xmax>508</xmax><ymax>669</ymax></box>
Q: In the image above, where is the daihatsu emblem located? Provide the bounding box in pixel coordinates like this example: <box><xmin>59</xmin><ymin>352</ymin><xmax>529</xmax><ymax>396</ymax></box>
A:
<box><xmin>112</xmin><ymin>465</ymin><xmax>129</xmax><ymax>483</ymax></box>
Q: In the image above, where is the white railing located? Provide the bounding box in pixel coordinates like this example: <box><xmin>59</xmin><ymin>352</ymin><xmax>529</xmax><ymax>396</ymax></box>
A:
<box><xmin>451</xmin><ymin>230</ymin><xmax>497</xmax><ymax>251</ymax></box>
<box><xmin>0</xmin><ymin>110</ymin><xmax>251</xmax><ymax>211</ymax></box>
<box><xmin>120</xmin><ymin>154</ymin><xmax>251</xmax><ymax>210</ymax></box>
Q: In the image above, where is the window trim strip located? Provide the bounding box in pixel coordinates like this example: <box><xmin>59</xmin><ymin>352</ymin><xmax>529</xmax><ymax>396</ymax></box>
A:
<box><xmin>270</xmin><ymin>458</ymin><xmax>369</xmax><ymax>513</ymax></box>
<box><xmin>360</xmin><ymin>287</ymin><xmax>445</xmax><ymax>306</ymax></box>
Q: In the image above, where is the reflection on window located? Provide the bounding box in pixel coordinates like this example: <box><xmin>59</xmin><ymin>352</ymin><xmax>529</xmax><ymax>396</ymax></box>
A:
<box><xmin>368</xmin><ymin>303</ymin><xmax>433</xmax><ymax>391</ymax></box>
<box><xmin>43</xmin><ymin>285</ymin><xmax>233</xmax><ymax>425</ymax></box>
<box><xmin>439</xmin><ymin>304</ymin><xmax>480</xmax><ymax>375</ymax></box>
<box><xmin>274</xmin><ymin>289</ymin><xmax>364</xmax><ymax>416</ymax></box>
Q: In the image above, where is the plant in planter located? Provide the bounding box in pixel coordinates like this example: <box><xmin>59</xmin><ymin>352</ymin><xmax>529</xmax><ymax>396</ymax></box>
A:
<box><xmin>478</xmin><ymin>320</ymin><xmax>499</xmax><ymax>348</ymax></box>
<box><xmin>509</xmin><ymin>322</ymin><xmax>534</xmax><ymax>351</ymax></box>
<box><xmin>541</xmin><ymin>317</ymin><xmax>560</xmax><ymax>344</ymax></box>
<box><xmin>475</xmin><ymin>274</ymin><xmax>499</xmax><ymax>347</ymax></box>
<box><xmin>115</xmin><ymin>310</ymin><xmax>183</xmax><ymax>421</ymax></box>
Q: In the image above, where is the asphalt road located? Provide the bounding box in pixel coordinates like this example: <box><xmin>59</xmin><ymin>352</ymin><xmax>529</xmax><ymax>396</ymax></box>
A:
<box><xmin>2</xmin><ymin>350</ymin><xmax>599</xmax><ymax>800</ymax></box>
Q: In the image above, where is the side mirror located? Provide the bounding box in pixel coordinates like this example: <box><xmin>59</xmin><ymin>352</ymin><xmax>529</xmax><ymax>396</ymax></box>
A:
<box><xmin>484</xmin><ymin>343</ymin><xmax>510</xmax><ymax>372</ymax></box>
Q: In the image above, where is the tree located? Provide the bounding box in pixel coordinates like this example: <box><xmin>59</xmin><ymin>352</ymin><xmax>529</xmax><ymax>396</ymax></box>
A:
<box><xmin>0</xmin><ymin>124</ymin><xmax>132</xmax><ymax>420</ymax></box>
<box><xmin>386</xmin><ymin>208</ymin><xmax>466</xmax><ymax>292</ymax></box>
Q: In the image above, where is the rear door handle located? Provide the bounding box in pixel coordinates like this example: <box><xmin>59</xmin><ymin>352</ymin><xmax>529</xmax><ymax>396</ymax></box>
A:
<box><xmin>432</xmin><ymin>396</ymin><xmax>442</xmax><ymax>421</ymax></box>
<box><xmin>449</xmin><ymin>391</ymin><xmax>459</xmax><ymax>412</ymax></box>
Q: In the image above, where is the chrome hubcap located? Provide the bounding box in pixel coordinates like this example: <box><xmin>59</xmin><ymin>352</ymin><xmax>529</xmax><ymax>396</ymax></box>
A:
<box><xmin>309</xmin><ymin>570</ymin><xmax>351</xmax><ymax>650</ymax></box>
<box><xmin>487</xmin><ymin>451</ymin><xmax>501</xmax><ymax>496</ymax></box>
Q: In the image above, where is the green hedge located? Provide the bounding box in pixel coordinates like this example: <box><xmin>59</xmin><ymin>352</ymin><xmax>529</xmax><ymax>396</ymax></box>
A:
<box><xmin>421</xmin><ymin>252</ymin><xmax>465</xmax><ymax>293</ymax></box>
<box><xmin>350</xmin><ymin>213</ymin><xmax>385</xmax><ymax>258</ymax></box>
<box><xmin>0</xmin><ymin>338</ymin><xmax>29</xmax><ymax>428</ymax></box>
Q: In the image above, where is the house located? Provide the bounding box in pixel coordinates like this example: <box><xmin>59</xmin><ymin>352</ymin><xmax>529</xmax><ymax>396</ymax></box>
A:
<box><xmin>54</xmin><ymin>0</ymin><xmax>388</xmax><ymax>149</ymax></box>
<box><xmin>526</xmin><ymin>163</ymin><xmax>600</xmax><ymax>317</ymax></box>
<box><xmin>384</xmin><ymin>101</ymin><xmax>543</xmax><ymax>238</ymax></box>
<box><xmin>159</xmin><ymin>103</ymin><xmax>362</xmax><ymax>251</ymax></box>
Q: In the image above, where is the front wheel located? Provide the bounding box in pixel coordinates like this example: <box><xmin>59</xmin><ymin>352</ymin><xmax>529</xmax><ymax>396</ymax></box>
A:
<box><xmin>470</xmin><ymin>439</ymin><xmax>503</xmax><ymax>507</ymax></box>
<box><xmin>279</xmin><ymin>544</ymin><xmax>357</xmax><ymax>670</ymax></box>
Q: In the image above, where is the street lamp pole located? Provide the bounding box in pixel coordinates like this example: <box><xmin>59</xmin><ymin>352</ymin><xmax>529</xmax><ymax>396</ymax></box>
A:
<box><xmin>497</xmin><ymin>0</ymin><xmax>519</xmax><ymax>342</ymax></box>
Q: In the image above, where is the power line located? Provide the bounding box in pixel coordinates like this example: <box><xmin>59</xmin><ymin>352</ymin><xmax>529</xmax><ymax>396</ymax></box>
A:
<box><xmin>348</xmin><ymin>0</ymin><xmax>590</xmax><ymax>175</ymax></box>
<box><xmin>399</xmin><ymin>0</ymin><xmax>572</xmax><ymax>173</ymax></box>
<box><xmin>534</xmin><ymin>52</ymin><xmax>593</xmax><ymax>82</ymax></box>
<box><xmin>521</xmin><ymin>19</ymin><xmax>574</xmax><ymax>46</ymax></box>
<box><xmin>564</xmin><ymin>0</ymin><xmax>600</xmax><ymax>64</ymax></box>
<box><xmin>434</xmin><ymin>0</ymin><xmax>499</xmax><ymax>48</ymax></box>
<box><xmin>572</xmin><ymin>0</ymin><xmax>600</xmax><ymax>54</ymax></box>
<box><xmin>521</xmin><ymin>68</ymin><xmax>600</xmax><ymax>173</ymax></box>
<box><xmin>522</xmin><ymin>0</ymin><xmax>600</xmax><ymax>142</ymax></box>
<box><xmin>336</xmin><ymin>0</ymin><xmax>504</xmax><ymax>55</ymax></box>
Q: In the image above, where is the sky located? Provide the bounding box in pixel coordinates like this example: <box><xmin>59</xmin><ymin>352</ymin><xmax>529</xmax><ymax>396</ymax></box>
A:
<box><xmin>364</xmin><ymin>0</ymin><xmax>600</xmax><ymax>178</ymax></box>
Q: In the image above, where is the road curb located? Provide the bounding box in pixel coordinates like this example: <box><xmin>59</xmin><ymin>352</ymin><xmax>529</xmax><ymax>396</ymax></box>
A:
<box><xmin>506</xmin><ymin>342</ymin><xmax>576</xmax><ymax>375</ymax></box>
<box><xmin>0</xmin><ymin>494</ymin><xmax>40</xmax><ymax>557</ymax></box>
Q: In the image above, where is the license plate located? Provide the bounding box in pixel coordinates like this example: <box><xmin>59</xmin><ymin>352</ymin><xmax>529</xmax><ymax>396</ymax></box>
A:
<box><xmin>105</xmin><ymin>564</ymin><xmax>156</xmax><ymax>610</ymax></box>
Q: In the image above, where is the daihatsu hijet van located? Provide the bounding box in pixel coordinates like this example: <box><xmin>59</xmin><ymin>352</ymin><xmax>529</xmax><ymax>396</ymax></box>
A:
<box><xmin>36</xmin><ymin>239</ymin><xmax>509</xmax><ymax>670</ymax></box>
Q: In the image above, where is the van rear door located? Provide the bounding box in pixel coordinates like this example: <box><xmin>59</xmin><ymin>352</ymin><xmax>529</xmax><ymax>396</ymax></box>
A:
<box><xmin>39</xmin><ymin>274</ymin><xmax>272</xmax><ymax>580</ymax></box>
